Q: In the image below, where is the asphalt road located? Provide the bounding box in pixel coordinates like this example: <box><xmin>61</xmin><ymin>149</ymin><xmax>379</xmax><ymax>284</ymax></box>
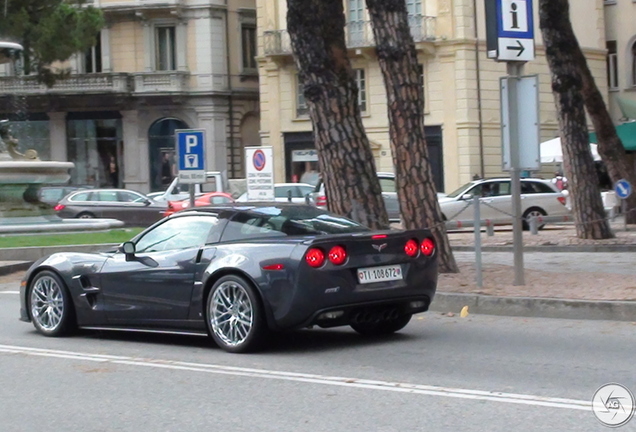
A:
<box><xmin>1</xmin><ymin>277</ymin><xmax>635</xmax><ymax>432</ymax></box>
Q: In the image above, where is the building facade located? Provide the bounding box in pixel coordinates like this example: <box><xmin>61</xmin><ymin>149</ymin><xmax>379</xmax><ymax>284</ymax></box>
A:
<box><xmin>604</xmin><ymin>0</ymin><xmax>636</xmax><ymax>122</ymax></box>
<box><xmin>0</xmin><ymin>0</ymin><xmax>259</xmax><ymax>193</ymax></box>
<box><xmin>257</xmin><ymin>0</ymin><xmax>608</xmax><ymax>193</ymax></box>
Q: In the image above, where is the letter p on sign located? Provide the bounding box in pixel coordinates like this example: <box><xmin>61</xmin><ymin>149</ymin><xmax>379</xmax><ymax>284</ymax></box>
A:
<box><xmin>186</xmin><ymin>135</ymin><xmax>198</xmax><ymax>153</ymax></box>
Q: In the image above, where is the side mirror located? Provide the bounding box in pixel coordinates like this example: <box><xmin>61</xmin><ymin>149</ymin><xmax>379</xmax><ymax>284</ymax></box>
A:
<box><xmin>122</xmin><ymin>241</ymin><xmax>136</xmax><ymax>260</ymax></box>
<box><xmin>143</xmin><ymin>199</ymin><xmax>152</xmax><ymax>206</ymax></box>
<box><xmin>461</xmin><ymin>194</ymin><xmax>473</xmax><ymax>201</ymax></box>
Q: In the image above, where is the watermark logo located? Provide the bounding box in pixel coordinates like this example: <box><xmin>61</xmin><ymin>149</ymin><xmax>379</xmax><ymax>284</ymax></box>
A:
<box><xmin>592</xmin><ymin>383</ymin><xmax>635</xmax><ymax>428</ymax></box>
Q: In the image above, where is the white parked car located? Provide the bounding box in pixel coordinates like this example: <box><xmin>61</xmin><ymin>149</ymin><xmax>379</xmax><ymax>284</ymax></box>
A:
<box><xmin>439</xmin><ymin>178</ymin><xmax>569</xmax><ymax>229</ymax></box>
<box><xmin>237</xmin><ymin>183</ymin><xmax>316</xmax><ymax>203</ymax></box>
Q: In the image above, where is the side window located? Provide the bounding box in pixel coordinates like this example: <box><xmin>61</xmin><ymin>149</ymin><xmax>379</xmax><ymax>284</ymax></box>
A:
<box><xmin>220</xmin><ymin>213</ymin><xmax>287</xmax><ymax>242</ymax></box>
<box><xmin>70</xmin><ymin>192</ymin><xmax>91</xmax><ymax>202</ymax></box>
<box><xmin>97</xmin><ymin>191</ymin><xmax>119</xmax><ymax>202</ymax></box>
<box><xmin>119</xmin><ymin>191</ymin><xmax>142</xmax><ymax>202</ymax></box>
<box><xmin>495</xmin><ymin>182</ymin><xmax>511</xmax><ymax>196</ymax></box>
<box><xmin>379</xmin><ymin>177</ymin><xmax>396</xmax><ymax>193</ymax></box>
<box><xmin>536</xmin><ymin>182</ymin><xmax>557</xmax><ymax>193</ymax></box>
<box><xmin>135</xmin><ymin>215</ymin><xmax>221</xmax><ymax>252</ymax></box>
<box><xmin>210</xmin><ymin>196</ymin><xmax>232</xmax><ymax>204</ymax></box>
<box><xmin>275</xmin><ymin>186</ymin><xmax>295</xmax><ymax>198</ymax></box>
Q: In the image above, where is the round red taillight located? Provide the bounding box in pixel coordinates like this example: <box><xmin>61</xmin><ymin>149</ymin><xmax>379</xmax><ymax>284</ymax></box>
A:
<box><xmin>328</xmin><ymin>245</ymin><xmax>347</xmax><ymax>265</ymax></box>
<box><xmin>305</xmin><ymin>248</ymin><xmax>325</xmax><ymax>268</ymax></box>
<box><xmin>420</xmin><ymin>238</ymin><xmax>435</xmax><ymax>257</ymax></box>
<box><xmin>404</xmin><ymin>239</ymin><xmax>418</xmax><ymax>257</ymax></box>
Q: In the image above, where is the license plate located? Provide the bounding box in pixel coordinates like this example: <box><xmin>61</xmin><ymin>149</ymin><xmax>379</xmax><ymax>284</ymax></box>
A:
<box><xmin>357</xmin><ymin>265</ymin><xmax>403</xmax><ymax>284</ymax></box>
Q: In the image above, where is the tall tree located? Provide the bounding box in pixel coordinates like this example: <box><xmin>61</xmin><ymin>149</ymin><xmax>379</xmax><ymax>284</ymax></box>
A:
<box><xmin>571</xmin><ymin>43</ymin><xmax>636</xmax><ymax>224</ymax></box>
<box><xmin>539</xmin><ymin>0</ymin><xmax>613</xmax><ymax>239</ymax></box>
<box><xmin>286</xmin><ymin>0</ymin><xmax>389</xmax><ymax>229</ymax></box>
<box><xmin>365</xmin><ymin>0</ymin><xmax>458</xmax><ymax>272</ymax></box>
<box><xmin>0</xmin><ymin>0</ymin><xmax>104</xmax><ymax>86</ymax></box>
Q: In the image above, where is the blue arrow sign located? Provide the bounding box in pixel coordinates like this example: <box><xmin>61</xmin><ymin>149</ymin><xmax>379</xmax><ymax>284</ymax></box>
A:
<box><xmin>614</xmin><ymin>179</ymin><xmax>632</xmax><ymax>199</ymax></box>
<box><xmin>176</xmin><ymin>129</ymin><xmax>206</xmax><ymax>184</ymax></box>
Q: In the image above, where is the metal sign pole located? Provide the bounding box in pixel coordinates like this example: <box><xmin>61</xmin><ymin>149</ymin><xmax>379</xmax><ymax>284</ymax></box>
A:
<box><xmin>507</xmin><ymin>62</ymin><xmax>525</xmax><ymax>286</ymax></box>
<box><xmin>190</xmin><ymin>184</ymin><xmax>195</xmax><ymax>209</ymax></box>
<box><xmin>473</xmin><ymin>195</ymin><xmax>483</xmax><ymax>288</ymax></box>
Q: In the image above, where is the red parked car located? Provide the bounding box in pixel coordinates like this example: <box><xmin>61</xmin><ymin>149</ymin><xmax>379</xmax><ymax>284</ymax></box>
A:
<box><xmin>164</xmin><ymin>192</ymin><xmax>234</xmax><ymax>216</ymax></box>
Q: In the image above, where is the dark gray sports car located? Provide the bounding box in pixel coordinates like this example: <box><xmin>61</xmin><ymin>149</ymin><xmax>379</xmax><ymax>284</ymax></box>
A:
<box><xmin>19</xmin><ymin>204</ymin><xmax>438</xmax><ymax>353</ymax></box>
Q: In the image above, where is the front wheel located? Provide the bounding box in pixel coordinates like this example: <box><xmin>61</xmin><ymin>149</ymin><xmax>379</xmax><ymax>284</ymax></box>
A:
<box><xmin>28</xmin><ymin>271</ymin><xmax>75</xmax><ymax>337</ymax></box>
<box><xmin>350</xmin><ymin>314</ymin><xmax>412</xmax><ymax>336</ymax></box>
<box><xmin>206</xmin><ymin>275</ymin><xmax>268</xmax><ymax>353</ymax></box>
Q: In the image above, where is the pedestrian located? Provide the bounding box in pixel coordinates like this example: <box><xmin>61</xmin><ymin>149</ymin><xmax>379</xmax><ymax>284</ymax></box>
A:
<box><xmin>109</xmin><ymin>155</ymin><xmax>119</xmax><ymax>188</ymax></box>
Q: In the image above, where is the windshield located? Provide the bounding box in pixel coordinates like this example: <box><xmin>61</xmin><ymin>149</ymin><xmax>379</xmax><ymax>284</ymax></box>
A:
<box><xmin>221</xmin><ymin>206</ymin><xmax>369</xmax><ymax>241</ymax></box>
<box><xmin>446</xmin><ymin>181</ymin><xmax>477</xmax><ymax>198</ymax></box>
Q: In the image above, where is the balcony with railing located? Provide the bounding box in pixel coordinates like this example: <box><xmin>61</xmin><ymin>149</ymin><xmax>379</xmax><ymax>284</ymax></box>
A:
<box><xmin>263</xmin><ymin>15</ymin><xmax>436</xmax><ymax>57</ymax></box>
<box><xmin>132</xmin><ymin>71</ymin><xmax>189</xmax><ymax>94</ymax></box>
<box><xmin>0</xmin><ymin>73</ymin><xmax>131</xmax><ymax>95</ymax></box>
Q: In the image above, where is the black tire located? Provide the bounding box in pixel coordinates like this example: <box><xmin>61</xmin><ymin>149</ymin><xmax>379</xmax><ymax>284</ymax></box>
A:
<box><xmin>350</xmin><ymin>314</ymin><xmax>412</xmax><ymax>336</ymax></box>
<box><xmin>77</xmin><ymin>212</ymin><xmax>95</xmax><ymax>219</ymax></box>
<box><xmin>522</xmin><ymin>207</ymin><xmax>547</xmax><ymax>230</ymax></box>
<box><xmin>205</xmin><ymin>275</ymin><xmax>268</xmax><ymax>353</ymax></box>
<box><xmin>28</xmin><ymin>270</ymin><xmax>76</xmax><ymax>337</ymax></box>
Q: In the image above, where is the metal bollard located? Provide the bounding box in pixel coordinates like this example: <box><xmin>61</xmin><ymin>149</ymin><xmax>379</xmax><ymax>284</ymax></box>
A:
<box><xmin>486</xmin><ymin>223</ymin><xmax>494</xmax><ymax>237</ymax></box>
<box><xmin>287</xmin><ymin>190</ymin><xmax>292</xmax><ymax>202</ymax></box>
<box><xmin>529</xmin><ymin>216</ymin><xmax>538</xmax><ymax>235</ymax></box>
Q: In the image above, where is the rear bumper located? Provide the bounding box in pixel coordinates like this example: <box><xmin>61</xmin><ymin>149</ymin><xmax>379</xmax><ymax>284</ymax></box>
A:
<box><xmin>303</xmin><ymin>295</ymin><xmax>433</xmax><ymax>329</ymax></box>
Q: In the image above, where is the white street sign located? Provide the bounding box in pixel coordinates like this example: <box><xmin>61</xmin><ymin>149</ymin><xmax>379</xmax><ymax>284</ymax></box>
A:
<box><xmin>497</xmin><ymin>37</ymin><xmax>535</xmax><ymax>62</ymax></box>
<box><xmin>501</xmin><ymin>75</ymin><xmax>540</xmax><ymax>171</ymax></box>
<box><xmin>245</xmin><ymin>146</ymin><xmax>275</xmax><ymax>201</ymax></box>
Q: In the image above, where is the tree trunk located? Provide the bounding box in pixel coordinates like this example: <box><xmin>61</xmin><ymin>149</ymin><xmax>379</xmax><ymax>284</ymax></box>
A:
<box><xmin>539</xmin><ymin>0</ymin><xmax>613</xmax><ymax>239</ymax></box>
<box><xmin>572</xmin><ymin>49</ymin><xmax>636</xmax><ymax>224</ymax></box>
<box><xmin>286</xmin><ymin>0</ymin><xmax>389</xmax><ymax>230</ymax></box>
<box><xmin>365</xmin><ymin>0</ymin><xmax>458</xmax><ymax>273</ymax></box>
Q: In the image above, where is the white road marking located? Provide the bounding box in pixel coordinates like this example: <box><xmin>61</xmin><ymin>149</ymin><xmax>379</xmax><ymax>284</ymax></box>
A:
<box><xmin>0</xmin><ymin>291</ymin><xmax>19</xmax><ymax>295</ymax></box>
<box><xmin>0</xmin><ymin>343</ymin><xmax>591</xmax><ymax>411</ymax></box>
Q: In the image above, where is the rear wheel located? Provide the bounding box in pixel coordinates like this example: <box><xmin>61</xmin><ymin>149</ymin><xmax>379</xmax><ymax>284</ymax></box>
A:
<box><xmin>350</xmin><ymin>314</ymin><xmax>412</xmax><ymax>336</ymax></box>
<box><xmin>206</xmin><ymin>275</ymin><xmax>268</xmax><ymax>353</ymax></box>
<box><xmin>77</xmin><ymin>212</ymin><xmax>95</xmax><ymax>219</ymax></box>
<box><xmin>522</xmin><ymin>207</ymin><xmax>547</xmax><ymax>230</ymax></box>
<box><xmin>28</xmin><ymin>271</ymin><xmax>75</xmax><ymax>337</ymax></box>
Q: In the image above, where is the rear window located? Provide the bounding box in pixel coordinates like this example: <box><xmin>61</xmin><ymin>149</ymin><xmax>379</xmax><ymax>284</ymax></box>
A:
<box><xmin>522</xmin><ymin>181</ymin><xmax>556</xmax><ymax>194</ymax></box>
<box><xmin>220</xmin><ymin>206</ymin><xmax>369</xmax><ymax>242</ymax></box>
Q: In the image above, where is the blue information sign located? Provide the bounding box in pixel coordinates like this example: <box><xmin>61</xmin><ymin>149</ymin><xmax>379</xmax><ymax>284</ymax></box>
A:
<box><xmin>175</xmin><ymin>129</ymin><xmax>206</xmax><ymax>184</ymax></box>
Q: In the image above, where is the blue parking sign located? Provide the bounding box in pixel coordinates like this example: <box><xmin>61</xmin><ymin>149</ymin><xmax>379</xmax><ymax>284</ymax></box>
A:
<box><xmin>176</xmin><ymin>129</ymin><xmax>206</xmax><ymax>184</ymax></box>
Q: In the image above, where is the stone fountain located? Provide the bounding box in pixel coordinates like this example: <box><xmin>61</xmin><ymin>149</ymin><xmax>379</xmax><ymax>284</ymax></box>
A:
<box><xmin>0</xmin><ymin>41</ymin><xmax>123</xmax><ymax>234</ymax></box>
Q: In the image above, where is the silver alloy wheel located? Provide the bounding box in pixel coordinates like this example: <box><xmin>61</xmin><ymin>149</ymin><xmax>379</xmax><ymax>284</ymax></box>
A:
<box><xmin>78</xmin><ymin>213</ymin><xmax>94</xmax><ymax>219</ymax></box>
<box><xmin>209</xmin><ymin>281</ymin><xmax>254</xmax><ymax>347</ymax></box>
<box><xmin>30</xmin><ymin>275</ymin><xmax>65</xmax><ymax>332</ymax></box>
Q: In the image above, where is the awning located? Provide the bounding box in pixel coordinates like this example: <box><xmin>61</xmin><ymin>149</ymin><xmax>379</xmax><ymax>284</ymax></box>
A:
<box><xmin>589</xmin><ymin>122</ymin><xmax>636</xmax><ymax>152</ymax></box>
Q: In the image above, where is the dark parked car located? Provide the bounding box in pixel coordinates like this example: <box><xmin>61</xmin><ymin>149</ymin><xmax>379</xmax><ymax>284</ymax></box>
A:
<box><xmin>54</xmin><ymin>188</ymin><xmax>166</xmax><ymax>227</ymax></box>
<box><xmin>20</xmin><ymin>204</ymin><xmax>438</xmax><ymax>353</ymax></box>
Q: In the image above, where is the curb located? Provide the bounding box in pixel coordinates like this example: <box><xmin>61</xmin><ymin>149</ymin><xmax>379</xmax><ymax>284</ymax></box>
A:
<box><xmin>451</xmin><ymin>244</ymin><xmax>636</xmax><ymax>253</ymax></box>
<box><xmin>431</xmin><ymin>292</ymin><xmax>636</xmax><ymax>322</ymax></box>
<box><xmin>0</xmin><ymin>261</ymin><xmax>32</xmax><ymax>276</ymax></box>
